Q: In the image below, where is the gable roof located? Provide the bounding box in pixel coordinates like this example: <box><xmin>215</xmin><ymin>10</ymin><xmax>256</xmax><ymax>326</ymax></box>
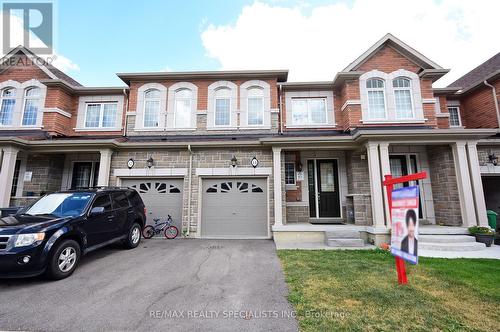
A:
<box><xmin>343</xmin><ymin>33</ymin><xmax>444</xmax><ymax>72</ymax></box>
<box><xmin>0</xmin><ymin>46</ymin><xmax>81</xmax><ymax>86</ymax></box>
<box><xmin>448</xmin><ymin>52</ymin><xmax>500</xmax><ymax>92</ymax></box>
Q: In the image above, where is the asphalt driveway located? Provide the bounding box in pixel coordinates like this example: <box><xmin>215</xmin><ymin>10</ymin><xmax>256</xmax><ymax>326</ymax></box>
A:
<box><xmin>0</xmin><ymin>239</ymin><xmax>298</xmax><ymax>332</ymax></box>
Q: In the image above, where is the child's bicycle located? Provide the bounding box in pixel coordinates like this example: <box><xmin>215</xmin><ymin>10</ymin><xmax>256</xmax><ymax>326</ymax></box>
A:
<box><xmin>142</xmin><ymin>215</ymin><xmax>179</xmax><ymax>239</ymax></box>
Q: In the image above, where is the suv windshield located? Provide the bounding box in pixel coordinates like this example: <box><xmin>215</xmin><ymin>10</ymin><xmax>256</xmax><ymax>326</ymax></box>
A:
<box><xmin>24</xmin><ymin>193</ymin><xmax>94</xmax><ymax>218</ymax></box>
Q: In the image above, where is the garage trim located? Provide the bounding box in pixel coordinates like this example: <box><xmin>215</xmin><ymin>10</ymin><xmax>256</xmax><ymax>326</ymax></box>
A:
<box><xmin>197</xmin><ymin>174</ymin><xmax>271</xmax><ymax>239</ymax></box>
<box><xmin>114</xmin><ymin>168</ymin><xmax>187</xmax><ymax>177</ymax></box>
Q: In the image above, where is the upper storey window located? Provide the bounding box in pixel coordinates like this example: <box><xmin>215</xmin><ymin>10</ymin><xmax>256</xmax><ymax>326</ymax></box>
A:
<box><xmin>0</xmin><ymin>88</ymin><xmax>15</xmax><ymax>125</ymax></box>
<box><xmin>84</xmin><ymin>102</ymin><xmax>118</xmax><ymax>128</ymax></box>
<box><xmin>366</xmin><ymin>78</ymin><xmax>386</xmax><ymax>120</ymax></box>
<box><xmin>214</xmin><ymin>87</ymin><xmax>231</xmax><ymax>126</ymax></box>
<box><xmin>174</xmin><ymin>89</ymin><xmax>192</xmax><ymax>128</ymax></box>
<box><xmin>22</xmin><ymin>87</ymin><xmax>41</xmax><ymax>126</ymax></box>
<box><xmin>247</xmin><ymin>87</ymin><xmax>264</xmax><ymax>126</ymax></box>
<box><xmin>144</xmin><ymin>89</ymin><xmax>161</xmax><ymax>127</ymax></box>
<box><xmin>291</xmin><ymin>98</ymin><xmax>327</xmax><ymax>126</ymax></box>
<box><xmin>359</xmin><ymin>70</ymin><xmax>424</xmax><ymax>123</ymax></box>
<box><xmin>393</xmin><ymin>77</ymin><xmax>413</xmax><ymax>119</ymax></box>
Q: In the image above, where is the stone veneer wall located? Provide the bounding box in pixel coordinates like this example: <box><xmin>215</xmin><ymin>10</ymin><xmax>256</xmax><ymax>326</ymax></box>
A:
<box><xmin>285</xmin><ymin>205</ymin><xmax>309</xmax><ymax>223</ymax></box>
<box><xmin>109</xmin><ymin>148</ymin><xmax>274</xmax><ymax>235</ymax></box>
<box><xmin>477</xmin><ymin>146</ymin><xmax>500</xmax><ymax>165</ymax></box>
<box><xmin>345</xmin><ymin>151</ymin><xmax>372</xmax><ymax>225</ymax></box>
<box><xmin>22</xmin><ymin>154</ymin><xmax>65</xmax><ymax>196</ymax></box>
<box><xmin>427</xmin><ymin>145</ymin><xmax>462</xmax><ymax>226</ymax></box>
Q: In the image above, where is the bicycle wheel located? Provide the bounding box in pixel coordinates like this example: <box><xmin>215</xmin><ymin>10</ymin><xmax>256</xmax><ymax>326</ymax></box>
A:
<box><xmin>143</xmin><ymin>225</ymin><xmax>155</xmax><ymax>239</ymax></box>
<box><xmin>164</xmin><ymin>225</ymin><xmax>179</xmax><ymax>239</ymax></box>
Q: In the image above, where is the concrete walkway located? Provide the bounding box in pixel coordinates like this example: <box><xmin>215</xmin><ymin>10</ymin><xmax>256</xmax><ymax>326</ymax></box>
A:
<box><xmin>420</xmin><ymin>244</ymin><xmax>500</xmax><ymax>259</ymax></box>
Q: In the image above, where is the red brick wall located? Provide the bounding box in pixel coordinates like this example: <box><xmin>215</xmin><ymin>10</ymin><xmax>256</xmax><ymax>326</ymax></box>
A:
<box><xmin>459</xmin><ymin>79</ymin><xmax>500</xmax><ymax>129</ymax></box>
<box><xmin>357</xmin><ymin>45</ymin><xmax>421</xmax><ymax>73</ymax></box>
<box><xmin>0</xmin><ymin>56</ymin><xmax>51</xmax><ymax>82</ymax></box>
<box><xmin>128</xmin><ymin>78</ymin><xmax>279</xmax><ymax>114</ymax></box>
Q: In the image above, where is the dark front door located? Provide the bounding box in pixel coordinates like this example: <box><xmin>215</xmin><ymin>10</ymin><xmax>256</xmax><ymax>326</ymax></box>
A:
<box><xmin>308</xmin><ymin>159</ymin><xmax>340</xmax><ymax>218</ymax></box>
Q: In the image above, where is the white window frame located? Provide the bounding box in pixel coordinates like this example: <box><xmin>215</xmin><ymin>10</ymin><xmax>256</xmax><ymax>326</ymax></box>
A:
<box><xmin>240</xmin><ymin>80</ymin><xmax>271</xmax><ymax>129</ymax></box>
<box><xmin>214</xmin><ymin>94</ymin><xmax>231</xmax><ymax>127</ymax></box>
<box><xmin>359</xmin><ymin>69</ymin><xmax>424</xmax><ymax>124</ymax></box>
<box><xmin>285</xmin><ymin>162</ymin><xmax>296</xmax><ymax>185</ymax></box>
<box><xmin>167</xmin><ymin>82</ymin><xmax>198</xmax><ymax>130</ymax></box>
<box><xmin>174</xmin><ymin>89</ymin><xmax>192</xmax><ymax>128</ymax></box>
<box><xmin>143</xmin><ymin>89</ymin><xmax>161</xmax><ymax>128</ymax></box>
<box><xmin>247</xmin><ymin>94</ymin><xmax>264</xmax><ymax>126</ymax></box>
<box><xmin>291</xmin><ymin>97</ymin><xmax>328</xmax><ymax>126</ymax></box>
<box><xmin>0</xmin><ymin>87</ymin><xmax>16</xmax><ymax>126</ymax></box>
<box><xmin>21</xmin><ymin>86</ymin><xmax>41</xmax><ymax>126</ymax></box>
<box><xmin>393</xmin><ymin>77</ymin><xmax>414</xmax><ymax>120</ymax></box>
<box><xmin>447</xmin><ymin>106</ymin><xmax>462</xmax><ymax>127</ymax></box>
<box><xmin>366</xmin><ymin>78</ymin><xmax>388</xmax><ymax>120</ymax></box>
<box><xmin>207</xmin><ymin>81</ymin><xmax>238</xmax><ymax>130</ymax></box>
<box><xmin>84</xmin><ymin>102</ymin><xmax>118</xmax><ymax>129</ymax></box>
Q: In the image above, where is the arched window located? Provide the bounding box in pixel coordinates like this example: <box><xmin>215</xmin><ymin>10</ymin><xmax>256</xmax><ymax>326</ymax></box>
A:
<box><xmin>214</xmin><ymin>87</ymin><xmax>231</xmax><ymax>126</ymax></box>
<box><xmin>247</xmin><ymin>87</ymin><xmax>264</xmax><ymax>126</ymax></box>
<box><xmin>366</xmin><ymin>78</ymin><xmax>386</xmax><ymax>119</ymax></box>
<box><xmin>144</xmin><ymin>89</ymin><xmax>160</xmax><ymax>127</ymax></box>
<box><xmin>393</xmin><ymin>77</ymin><xmax>413</xmax><ymax>119</ymax></box>
<box><xmin>22</xmin><ymin>87</ymin><xmax>41</xmax><ymax>126</ymax></box>
<box><xmin>0</xmin><ymin>88</ymin><xmax>16</xmax><ymax>125</ymax></box>
<box><xmin>174</xmin><ymin>88</ymin><xmax>192</xmax><ymax>128</ymax></box>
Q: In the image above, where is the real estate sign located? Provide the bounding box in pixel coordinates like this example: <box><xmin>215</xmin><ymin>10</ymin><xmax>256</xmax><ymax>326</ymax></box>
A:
<box><xmin>390</xmin><ymin>186</ymin><xmax>419</xmax><ymax>264</ymax></box>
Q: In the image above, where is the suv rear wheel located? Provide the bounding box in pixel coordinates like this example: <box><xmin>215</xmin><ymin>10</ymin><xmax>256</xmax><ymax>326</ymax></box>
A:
<box><xmin>124</xmin><ymin>223</ymin><xmax>141</xmax><ymax>249</ymax></box>
<box><xmin>46</xmin><ymin>239</ymin><xmax>81</xmax><ymax>280</ymax></box>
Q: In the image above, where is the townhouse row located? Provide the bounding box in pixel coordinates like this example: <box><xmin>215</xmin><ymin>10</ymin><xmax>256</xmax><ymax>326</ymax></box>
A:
<box><xmin>0</xmin><ymin>34</ymin><xmax>499</xmax><ymax>245</ymax></box>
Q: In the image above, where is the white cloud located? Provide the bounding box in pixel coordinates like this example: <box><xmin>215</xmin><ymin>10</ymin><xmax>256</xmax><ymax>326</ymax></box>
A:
<box><xmin>201</xmin><ymin>0</ymin><xmax>499</xmax><ymax>87</ymax></box>
<box><xmin>1</xmin><ymin>11</ymin><xmax>79</xmax><ymax>73</ymax></box>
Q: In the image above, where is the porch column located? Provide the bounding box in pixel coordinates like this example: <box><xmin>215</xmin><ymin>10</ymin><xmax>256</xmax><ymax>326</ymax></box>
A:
<box><xmin>97</xmin><ymin>149</ymin><xmax>113</xmax><ymax>187</ymax></box>
<box><xmin>379</xmin><ymin>143</ymin><xmax>391</xmax><ymax>228</ymax></box>
<box><xmin>0</xmin><ymin>146</ymin><xmax>19</xmax><ymax>207</ymax></box>
<box><xmin>272</xmin><ymin>147</ymin><xmax>283</xmax><ymax>226</ymax></box>
<box><xmin>451</xmin><ymin>141</ymin><xmax>477</xmax><ymax>227</ymax></box>
<box><xmin>366</xmin><ymin>142</ymin><xmax>386</xmax><ymax>229</ymax></box>
<box><xmin>466</xmin><ymin>141</ymin><xmax>488</xmax><ymax>227</ymax></box>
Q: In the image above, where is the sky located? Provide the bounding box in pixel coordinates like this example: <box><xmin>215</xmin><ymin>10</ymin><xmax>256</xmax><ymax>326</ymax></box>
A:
<box><xmin>1</xmin><ymin>0</ymin><xmax>498</xmax><ymax>87</ymax></box>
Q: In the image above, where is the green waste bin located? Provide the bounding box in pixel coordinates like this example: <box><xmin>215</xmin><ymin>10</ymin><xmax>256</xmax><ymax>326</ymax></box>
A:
<box><xmin>487</xmin><ymin>210</ymin><xmax>497</xmax><ymax>231</ymax></box>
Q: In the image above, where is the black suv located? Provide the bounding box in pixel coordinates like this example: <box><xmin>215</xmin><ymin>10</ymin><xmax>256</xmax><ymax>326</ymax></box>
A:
<box><xmin>0</xmin><ymin>188</ymin><xmax>146</xmax><ymax>280</ymax></box>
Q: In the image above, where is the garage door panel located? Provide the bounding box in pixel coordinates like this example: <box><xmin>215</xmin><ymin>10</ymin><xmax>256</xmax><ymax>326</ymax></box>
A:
<box><xmin>202</xmin><ymin>178</ymin><xmax>268</xmax><ymax>238</ymax></box>
<box><xmin>121</xmin><ymin>179</ymin><xmax>183</xmax><ymax>232</ymax></box>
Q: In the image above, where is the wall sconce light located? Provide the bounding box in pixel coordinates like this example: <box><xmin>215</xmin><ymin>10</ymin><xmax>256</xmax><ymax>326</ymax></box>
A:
<box><xmin>488</xmin><ymin>153</ymin><xmax>498</xmax><ymax>166</ymax></box>
<box><xmin>230</xmin><ymin>155</ymin><xmax>238</xmax><ymax>167</ymax></box>
<box><xmin>297</xmin><ymin>162</ymin><xmax>303</xmax><ymax>172</ymax></box>
<box><xmin>147</xmin><ymin>157</ymin><xmax>154</xmax><ymax>168</ymax></box>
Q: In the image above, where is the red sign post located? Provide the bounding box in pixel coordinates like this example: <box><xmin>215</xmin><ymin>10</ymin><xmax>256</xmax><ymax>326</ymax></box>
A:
<box><xmin>383</xmin><ymin>171</ymin><xmax>427</xmax><ymax>285</ymax></box>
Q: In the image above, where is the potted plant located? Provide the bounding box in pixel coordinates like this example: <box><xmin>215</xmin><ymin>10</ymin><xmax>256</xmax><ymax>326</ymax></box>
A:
<box><xmin>468</xmin><ymin>226</ymin><xmax>495</xmax><ymax>247</ymax></box>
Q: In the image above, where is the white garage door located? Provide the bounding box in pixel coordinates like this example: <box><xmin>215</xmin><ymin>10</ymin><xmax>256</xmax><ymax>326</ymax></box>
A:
<box><xmin>201</xmin><ymin>178</ymin><xmax>268</xmax><ymax>238</ymax></box>
<box><xmin>122</xmin><ymin>178</ymin><xmax>183</xmax><ymax>231</ymax></box>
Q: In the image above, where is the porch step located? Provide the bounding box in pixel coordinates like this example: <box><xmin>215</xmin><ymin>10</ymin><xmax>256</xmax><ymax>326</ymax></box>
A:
<box><xmin>325</xmin><ymin>230</ymin><xmax>361</xmax><ymax>239</ymax></box>
<box><xmin>324</xmin><ymin>230</ymin><xmax>365</xmax><ymax>247</ymax></box>
<box><xmin>419</xmin><ymin>241</ymin><xmax>486</xmax><ymax>251</ymax></box>
<box><xmin>325</xmin><ymin>238</ymin><xmax>365</xmax><ymax>247</ymax></box>
<box><xmin>419</xmin><ymin>235</ymin><xmax>476</xmax><ymax>243</ymax></box>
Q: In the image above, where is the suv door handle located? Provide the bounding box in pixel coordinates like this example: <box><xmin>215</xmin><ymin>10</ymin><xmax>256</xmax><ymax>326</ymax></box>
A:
<box><xmin>107</xmin><ymin>215</ymin><xmax>115</xmax><ymax>220</ymax></box>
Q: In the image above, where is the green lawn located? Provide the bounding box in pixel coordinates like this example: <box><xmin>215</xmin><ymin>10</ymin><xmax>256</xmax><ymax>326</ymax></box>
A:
<box><xmin>278</xmin><ymin>250</ymin><xmax>500</xmax><ymax>332</ymax></box>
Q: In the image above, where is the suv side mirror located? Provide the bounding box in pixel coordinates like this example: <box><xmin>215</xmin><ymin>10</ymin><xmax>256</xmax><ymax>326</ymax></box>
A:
<box><xmin>89</xmin><ymin>206</ymin><xmax>105</xmax><ymax>216</ymax></box>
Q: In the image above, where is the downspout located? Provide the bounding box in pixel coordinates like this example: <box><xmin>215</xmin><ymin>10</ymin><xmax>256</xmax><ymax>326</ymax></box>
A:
<box><xmin>484</xmin><ymin>80</ymin><xmax>500</xmax><ymax>129</ymax></box>
<box><xmin>278</xmin><ymin>84</ymin><xmax>284</xmax><ymax>134</ymax></box>
<box><xmin>122</xmin><ymin>88</ymin><xmax>129</xmax><ymax>137</ymax></box>
<box><xmin>186</xmin><ymin>144</ymin><xmax>194</xmax><ymax>237</ymax></box>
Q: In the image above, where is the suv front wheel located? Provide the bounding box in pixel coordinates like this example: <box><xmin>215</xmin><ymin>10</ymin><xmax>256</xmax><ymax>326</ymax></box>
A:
<box><xmin>124</xmin><ymin>223</ymin><xmax>141</xmax><ymax>249</ymax></box>
<box><xmin>46</xmin><ymin>239</ymin><xmax>81</xmax><ymax>280</ymax></box>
